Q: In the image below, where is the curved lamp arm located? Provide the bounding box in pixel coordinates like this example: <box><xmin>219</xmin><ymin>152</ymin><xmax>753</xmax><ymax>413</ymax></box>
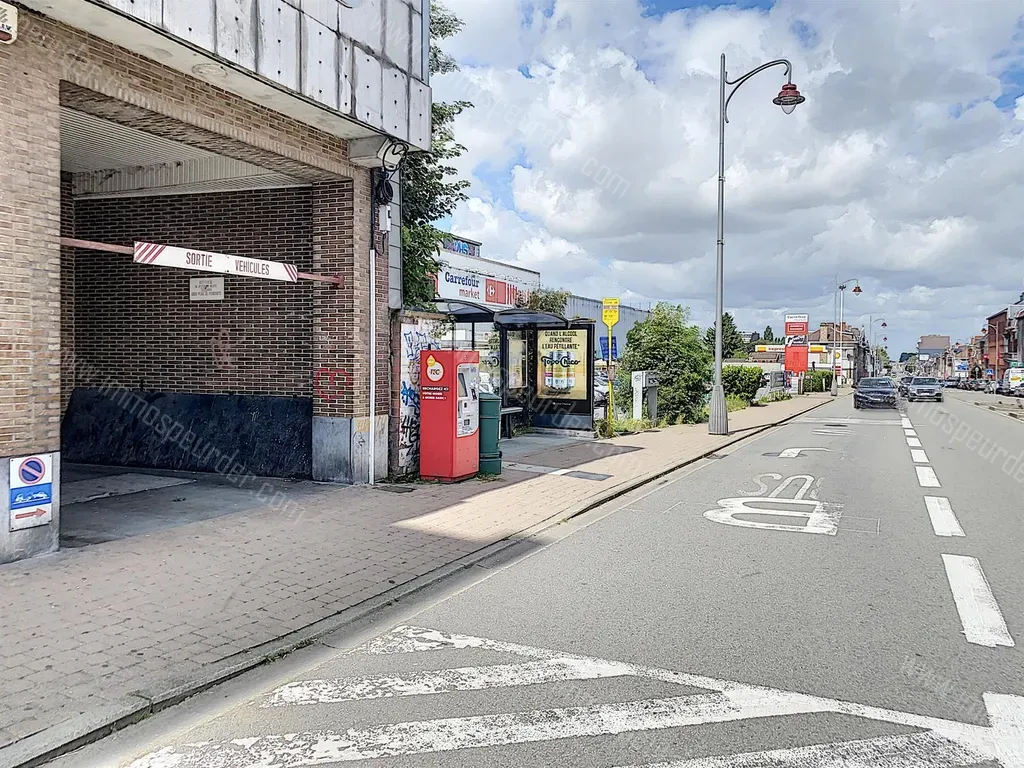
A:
<box><xmin>724</xmin><ymin>59</ymin><xmax>794</xmax><ymax>124</ymax></box>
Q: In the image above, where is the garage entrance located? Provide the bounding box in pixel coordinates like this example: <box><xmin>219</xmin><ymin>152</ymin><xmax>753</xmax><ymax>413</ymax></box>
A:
<box><xmin>57</xmin><ymin>102</ymin><xmax>348</xmax><ymax>545</ymax></box>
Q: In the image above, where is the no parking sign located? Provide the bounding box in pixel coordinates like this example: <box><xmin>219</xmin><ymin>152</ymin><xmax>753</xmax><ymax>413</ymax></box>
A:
<box><xmin>9</xmin><ymin>453</ymin><xmax>53</xmax><ymax>531</ymax></box>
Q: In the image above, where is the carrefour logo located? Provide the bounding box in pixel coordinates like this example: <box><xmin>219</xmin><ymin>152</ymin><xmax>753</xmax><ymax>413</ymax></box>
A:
<box><xmin>444</xmin><ymin>271</ymin><xmax>479</xmax><ymax>287</ymax></box>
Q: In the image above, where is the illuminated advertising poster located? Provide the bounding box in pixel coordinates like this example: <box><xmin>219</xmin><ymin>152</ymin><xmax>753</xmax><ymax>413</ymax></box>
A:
<box><xmin>784</xmin><ymin>313</ymin><xmax>809</xmax><ymax>373</ymax></box>
<box><xmin>537</xmin><ymin>329</ymin><xmax>588</xmax><ymax>400</ymax></box>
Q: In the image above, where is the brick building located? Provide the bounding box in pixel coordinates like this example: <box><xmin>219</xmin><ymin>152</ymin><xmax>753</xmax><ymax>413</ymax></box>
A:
<box><xmin>983</xmin><ymin>313</ymin><xmax>1010</xmax><ymax>380</ymax></box>
<box><xmin>1</xmin><ymin>0</ymin><xmax>430</xmax><ymax>562</ymax></box>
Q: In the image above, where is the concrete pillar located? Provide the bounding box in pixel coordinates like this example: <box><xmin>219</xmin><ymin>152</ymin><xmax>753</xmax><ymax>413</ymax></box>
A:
<box><xmin>310</xmin><ymin>178</ymin><xmax>390</xmax><ymax>483</ymax></box>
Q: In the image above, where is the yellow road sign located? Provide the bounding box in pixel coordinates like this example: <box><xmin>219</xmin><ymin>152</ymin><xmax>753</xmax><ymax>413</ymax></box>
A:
<box><xmin>602</xmin><ymin>297</ymin><xmax>619</xmax><ymax>326</ymax></box>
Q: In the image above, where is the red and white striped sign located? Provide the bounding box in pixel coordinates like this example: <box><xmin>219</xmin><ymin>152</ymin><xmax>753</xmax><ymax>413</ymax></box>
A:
<box><xmin>134</xmin><ymin>242</ymin><xmax>298</xmax><ymax>283</ymax></box>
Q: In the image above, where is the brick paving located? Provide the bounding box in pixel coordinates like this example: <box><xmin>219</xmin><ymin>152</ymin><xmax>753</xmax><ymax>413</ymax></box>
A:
<box><xmin>0</xmin><ymin>394</ymin><xmax>828</xmax><ymax>764</ymax></box>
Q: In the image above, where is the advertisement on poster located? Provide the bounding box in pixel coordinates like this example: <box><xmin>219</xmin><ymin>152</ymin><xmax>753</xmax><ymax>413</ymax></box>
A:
<box><xmin>784</xmin><ymin>313</ymin><xmax>809</xmax><ymax>373</ymax></box>
<box><xmin>537</xmin><ymin>329</ymin><xmax>588</xmax><ymax>400</ymax></box>
<box><xmin>508</xmin><ymin>337</ymin><xmax>527</xmax><ymax>390</ymax></box>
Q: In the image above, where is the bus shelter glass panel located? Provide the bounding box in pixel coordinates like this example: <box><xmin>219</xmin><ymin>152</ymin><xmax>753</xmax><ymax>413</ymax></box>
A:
<box><xmin>473</xmin><ymin>322</ymin><xmax>501</xmax><ymax>395</ymax></box>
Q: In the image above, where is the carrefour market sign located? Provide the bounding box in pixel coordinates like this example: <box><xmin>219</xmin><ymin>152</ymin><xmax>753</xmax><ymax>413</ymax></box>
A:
<box><xmin>439</xmin><ymin>269</ymin><xmax>483</xmax><ymax>302</ymax></box>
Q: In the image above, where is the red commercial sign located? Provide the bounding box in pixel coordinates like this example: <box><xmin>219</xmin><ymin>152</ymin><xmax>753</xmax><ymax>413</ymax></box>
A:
<box><xmin>784</xmin><ymin>313</ymin><xmax>809</xmax><ymax>374</ymax></box>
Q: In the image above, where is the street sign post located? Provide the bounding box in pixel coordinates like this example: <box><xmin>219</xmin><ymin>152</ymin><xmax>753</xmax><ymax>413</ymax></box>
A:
<box><xmin>602</xmin><ymin>298</ymin><xmax>619</xmax><ymax>426</ymax></box>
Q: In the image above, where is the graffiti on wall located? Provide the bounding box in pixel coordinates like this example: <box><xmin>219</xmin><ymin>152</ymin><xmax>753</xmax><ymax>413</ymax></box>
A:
<box><xmin>398</xmin><ymin>319</ymin><xmax>442</xmax><ymax>473</ymax></box>
<box><xmin>313</xmin><ymin>367</ymin><xmax>352</xmax><ymax>402</ymax></box>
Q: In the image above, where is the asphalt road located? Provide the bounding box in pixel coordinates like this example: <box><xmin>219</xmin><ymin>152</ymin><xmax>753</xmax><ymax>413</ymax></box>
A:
<box><xmin>52</xmin><ymin>392</ymin><xmax>1024</xmax><ymax>767</ymax></box>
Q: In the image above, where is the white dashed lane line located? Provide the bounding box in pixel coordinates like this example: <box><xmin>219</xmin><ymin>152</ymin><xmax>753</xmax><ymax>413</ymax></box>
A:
<box><xmin>916</xmin><ymin>466</ymin><xmax>941</xmax><ymax>487</ymax></box>
<box><xmin>941</xmin><ymin>554</ymin><xmax>1015</xmax><ymax>648</ymax></box>
<box><xmin>911</xmin><ymin>449</ymin><xmax>930</xmax><ymax>463</ymax></box>
<box><xmin>904</xmin><ymin>428</ymin><xmax>918</xmax><ymax>437</ymax></box>
<box><xmin>924</xmin><ymin>497</ymin><xmax>965</xmax><ymax>537</ymax></box>
<box><xmin>906</xmin><ymin>437</ymin><xmax>922</xmax><ymax>447</ymax></box>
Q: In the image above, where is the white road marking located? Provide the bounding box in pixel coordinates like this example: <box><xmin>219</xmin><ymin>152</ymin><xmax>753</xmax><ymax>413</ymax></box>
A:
<box><xmin>616</xmin><ymin>731</ymin><xmax>985</xmax><ymax>767</ymax></box>
<box><xmin>985</xmin><ymin>693</ymin><xmax>1024</xmax><ymax>767</ymax></box>
<box><xmin>263</xmin><ymin>658</ymin><xmax>634</xmax><ymax>706</ymax></box>
<box><xmin>741</xmin><ymin>473</ymin><xmax>783</xmax><ymax>496</ymax></box>
<box><xmin>942</xmin><ymin>554</ymin><xmax>1014</xmax><ymax>648</ymax></box>
<box><xmin>767</xmin><ymin>475</ymin><xmax>814</xmax><ymax>499</ymax></box>
<box><xmin>916</xmin><ymin>466</ymin><xmax>941</xmax><ymax>487</ymax></box>
<box><xmin>904</xmin><ymin>428</ymin><xmax>917</xmax><ymax>437</ymax></box>
<box><xmin>131</xmin><ymin>693</ymin><xmax>835</xmax><ymax>766</ymax></box>
<box><xmin>704</xmin><ymin>497</ymin><xmax>842</xmax><ymax>536</ymax></box>
<box><xmin>901</xmin><ymin>417</ymin><xmax>913</xmax><ymax>428</ymax></box>
<box><xmin>778</xmin><ymin>448</ymin><xmax>831</xmax><ymax>458</ymax></box>
<box><xmin>812</xmin><ymin>428</ymin><xmax>853</xmax><ymax>436</ymax></box>
<box><xmin>906</xmin><ymin>437</ymin><xmax>922</xmax><ymax>447</ymax></box>
<box><xmin>131</xmin><ymin>625</ymin><xmax>1020</xmax><ymax>768</ymax></box>
<box><xmin>924</xmin><ymin>497</ymin><xmax>965</xmax><ymax>537</ymax></box>
<box><xmin>910</xmin><ymin>449</ymin><xmax>930</xmax><ymax>463</ymax></box>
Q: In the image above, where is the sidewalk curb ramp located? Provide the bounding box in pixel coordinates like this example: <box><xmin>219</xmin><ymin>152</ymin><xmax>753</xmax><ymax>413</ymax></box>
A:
<box><xmin>4</xmin><ymin>396</ymin><xmax>833</xmax><ymax>768</ymax></box>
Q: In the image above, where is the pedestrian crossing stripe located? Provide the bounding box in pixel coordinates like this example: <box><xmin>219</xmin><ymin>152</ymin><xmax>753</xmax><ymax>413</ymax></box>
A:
<box><xmin>128</xmin><ymin>625</ymin><xmax>1024</xmax><ymax>768</ymax></box>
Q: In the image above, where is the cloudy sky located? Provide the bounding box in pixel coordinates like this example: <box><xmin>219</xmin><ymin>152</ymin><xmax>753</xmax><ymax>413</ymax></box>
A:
<box><xmin>429</xmin><ymin>0</ymin><xmax>1024</xmax><ymax>355</ymax></box>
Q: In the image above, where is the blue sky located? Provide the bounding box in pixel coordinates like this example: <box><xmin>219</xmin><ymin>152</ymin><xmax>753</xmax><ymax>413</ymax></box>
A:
<box><xmin>436</xmin><ymin>0</ymin><xmax>1024</xmax><ymax>352</ymax></box>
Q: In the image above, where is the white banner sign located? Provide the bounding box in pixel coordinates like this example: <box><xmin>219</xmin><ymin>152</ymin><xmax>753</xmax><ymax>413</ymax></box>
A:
<box><xmin>134</xmin><ymin>242</ymin><xmax>298</xmax><ymax>283</ymax></box>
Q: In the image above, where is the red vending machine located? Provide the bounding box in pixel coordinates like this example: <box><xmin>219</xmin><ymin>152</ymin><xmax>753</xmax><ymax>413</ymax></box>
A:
<box><xmin>419</xmin><ymin>349</ymin><xmax>480</xmax><ymax>482</ymax></box>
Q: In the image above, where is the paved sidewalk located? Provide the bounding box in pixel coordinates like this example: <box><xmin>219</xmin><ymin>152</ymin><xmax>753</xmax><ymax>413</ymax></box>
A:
<box><xmin>0</xmin><ymin>393</ymin><xmax>830</xmax><ymax>767</ymax></box>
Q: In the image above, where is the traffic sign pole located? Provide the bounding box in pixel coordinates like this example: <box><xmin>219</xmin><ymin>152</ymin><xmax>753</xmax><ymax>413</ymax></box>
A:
<box><xmin>602</xmin><ymin>299</ymin><xmax>620</xmax><ymax>430</ymax></box>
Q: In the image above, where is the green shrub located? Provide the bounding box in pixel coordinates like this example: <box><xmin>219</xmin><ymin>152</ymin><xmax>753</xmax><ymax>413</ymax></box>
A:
<box><xmin>726</xmin><ymin>394</ymin><xmax>749</xmax><ymax>412</ymax></box>
<box><xmin>805</xmin><ymin>370</ymin><xmax>834</xmax><ymax>393</ymax></box>
<box><xmin>722</xmin><ymin>365</ymin><xmax>766</xmax><ymax>402</ymax></box>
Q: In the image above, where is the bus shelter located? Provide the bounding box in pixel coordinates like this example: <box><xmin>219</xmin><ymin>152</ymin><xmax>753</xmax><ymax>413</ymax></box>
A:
<box><xmin>433</xmin><ymin>301</ymin><xmax>596</xmax><ymax>437</ymax></box>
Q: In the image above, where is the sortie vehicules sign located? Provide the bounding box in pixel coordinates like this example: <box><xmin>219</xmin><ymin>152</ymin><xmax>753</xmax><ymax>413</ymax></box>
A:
<box><xmin>134</xmin><ymin>242</ymin><xmax>298</xmax><ymax>282</ymax></box>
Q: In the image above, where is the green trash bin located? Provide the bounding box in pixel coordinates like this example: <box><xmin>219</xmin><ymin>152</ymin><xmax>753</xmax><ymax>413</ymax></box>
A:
<box><xmin>478</xmin><ymin>392</ymin><xmax>502</xmax><ymax>475</ymax></box>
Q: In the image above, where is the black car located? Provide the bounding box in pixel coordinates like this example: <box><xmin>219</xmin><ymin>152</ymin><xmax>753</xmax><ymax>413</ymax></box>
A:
<box><xmin>906</xmin><ymin>376</ymin><xmax>943</xmax><ymax>402</ymax></box>
<box><xmin>854</xmin><ymin>377</ymin><xmax>899</xmax><ymax>409</ymax></box>
<box><xmin>898</xmin><ymin>376</ymin><xmax>913</xmax><ymax>396</ymax></box>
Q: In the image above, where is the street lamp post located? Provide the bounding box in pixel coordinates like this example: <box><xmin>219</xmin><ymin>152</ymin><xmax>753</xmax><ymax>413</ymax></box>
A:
<box><xmin>868</xmin><ymin>317</ymin><xmax>886</xmax><ymax>375</ymax></box>
<box><xmin>830</xmin><ymin>278</ymin><xmax>861</xmax><ymax>395</ymax></box>
<box><xmin>709</xmin><ymin>54</ymin><xmax>805</xmax><ymax>435</ymax></box>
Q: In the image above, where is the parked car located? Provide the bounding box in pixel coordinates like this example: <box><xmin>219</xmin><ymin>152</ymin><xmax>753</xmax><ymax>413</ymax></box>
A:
<box><xmin>906</xmin><ymin>376</ymin><xmax>943</xmax><ymax>402</ymax></box>
<box><xmin>898</xmin><ymin>376</ymin><xmax>913</xmax><ymax>396</ymax></box>
<box><xmin>854</xmin><ymin>377</ymin><xmax>899</xmax><ymax>409</ymax></box>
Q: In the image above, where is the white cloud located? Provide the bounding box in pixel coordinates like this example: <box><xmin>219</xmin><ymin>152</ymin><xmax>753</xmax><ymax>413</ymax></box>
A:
<box><xmin>433</xmin><ymin>0</ymin><xmax>1024</xmax><ymax>352</ymax></box>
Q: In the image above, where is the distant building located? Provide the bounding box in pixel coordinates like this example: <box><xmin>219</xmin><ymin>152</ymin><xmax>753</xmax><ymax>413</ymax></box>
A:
<box><xmin>739</xmin><ymin>331</ymin><xmax>760</xmax><ymax>344</ymax></box>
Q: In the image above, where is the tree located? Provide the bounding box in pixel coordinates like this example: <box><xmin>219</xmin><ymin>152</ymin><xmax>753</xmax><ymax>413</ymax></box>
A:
<box><xmin>763</xmin><ymin>325</ymin><xmax>775</xmax><ymax>344</ymax></box>
<box><xmin>515</xmin><ymin>287</ymin><xmax>570</xmax><ymax>315</ymax></box>
<box><xmin>399</xmin><ymin>2</ymin><xmax>471</xmax><ymax>308</ymax></box>
<box><xmin>616</xmin><ymin>303</ymin><xmax>711</xmax><ymax>424</ymax></box>
<box><xmin>705</xmin><ymin>312</ymin><xmax>746</xmax><ymax>359</ymax></box>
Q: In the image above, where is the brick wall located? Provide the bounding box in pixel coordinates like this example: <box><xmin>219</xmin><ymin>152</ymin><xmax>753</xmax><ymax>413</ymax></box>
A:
<box><xmin>1</xmin><ymin>9</ymin><xmax>392</xmax><ymax>461</ymax></box>
<box><xmin>72</xmin><ymin>189</ymin><xmax>315</xmax><ymax>396</ymax></box>
<box><xmin>0</xmin><ymin>29</ymin><xmax>61</xmax><ymax>456</ymax></box>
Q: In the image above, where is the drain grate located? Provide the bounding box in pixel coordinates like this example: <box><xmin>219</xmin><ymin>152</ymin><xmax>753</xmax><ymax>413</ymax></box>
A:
<box><xmin>825</xmin><ymin>423</ymin><xmax>848</xmax><ymax>427</ymax></box>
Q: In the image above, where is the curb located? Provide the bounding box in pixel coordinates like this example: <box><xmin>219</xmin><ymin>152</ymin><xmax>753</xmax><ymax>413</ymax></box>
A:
<box><xmin>3</xmin><ymin>396</ymin><xmax>832</xmax><ymax>768</ymax></box>
<box><xmin>964</xmin><ymin>398</ymin><xmax>1024</xmax><ymax>423</ymax></box>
